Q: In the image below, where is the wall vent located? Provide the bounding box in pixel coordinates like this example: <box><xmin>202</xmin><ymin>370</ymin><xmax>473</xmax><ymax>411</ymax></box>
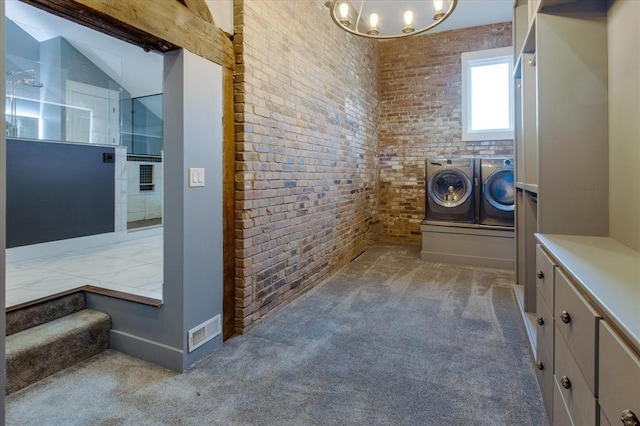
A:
<box><xmin>188</xmin><ymin>314</ymin><xmax>221</xmax><ymax>352</ymax></box>
<box><xmin>139</xmin><ymin>164</ymin><xmax>154</xmax><ymax>191</ymax></box>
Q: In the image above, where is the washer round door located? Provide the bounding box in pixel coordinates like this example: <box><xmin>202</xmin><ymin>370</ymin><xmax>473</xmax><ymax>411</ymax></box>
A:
<box><xmin>483</xmin><ymin>169</ymin><xmax>515</xmax><ymax>211</ymax></box>
<box><xmin>428</xmin><ymin>168</ymin><xmax>473</xmax><ymax>208</ymax></box>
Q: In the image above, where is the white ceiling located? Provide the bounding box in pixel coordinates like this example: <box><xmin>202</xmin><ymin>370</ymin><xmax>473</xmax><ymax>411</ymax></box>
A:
<box><xmin>426</xmin><ymin>0</ymin><xmax>513</xmax><ymax>33</ymax></box>
<box><xmin>5</xmin><ymin>0</ymin><xmax>163</xmax><ymax>98</ymax></box>
<box><xmin>5</xmin><ymin>0</ymin><xmax>513</xmax><ymax>97</ymax></box>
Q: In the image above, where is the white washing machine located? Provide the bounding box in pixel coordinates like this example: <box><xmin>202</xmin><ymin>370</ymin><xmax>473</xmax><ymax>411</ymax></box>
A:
<box><xmin>425</xmin><ymin>158</ymin><xmax>475</xmax><ymax>223</ymax></box>
<box><xmin>479</xmin><ymin>158</ymin><xmax>515</xmax><ymax>227</ymax></box>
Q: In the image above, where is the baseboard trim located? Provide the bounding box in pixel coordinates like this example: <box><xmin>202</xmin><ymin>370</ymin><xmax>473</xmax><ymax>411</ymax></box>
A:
<box><xmin>110</xmin><ymin>329</ymin><xmax>183</xmax><ymax>372</ymax></box>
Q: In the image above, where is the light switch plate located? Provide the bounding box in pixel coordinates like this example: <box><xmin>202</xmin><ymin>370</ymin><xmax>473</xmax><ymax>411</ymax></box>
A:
<box><xmin>188</xmin><ymin>168</ymin><xmax>205</xmax><ymax>187</ymax></box>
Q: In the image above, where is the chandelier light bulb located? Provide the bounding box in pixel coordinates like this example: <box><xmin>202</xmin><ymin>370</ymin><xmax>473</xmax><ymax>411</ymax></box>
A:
<box><xmin>369</xmin><ymin>13</ymin><xmax>379</xmax><ymax>28</ymax></box>
<box><xmin>404</xmin><ymin>10</ymin><xmax>413</xmax><ymax>26</ymax></box>
<box><xmin>368</xmin><ymin>13</ymin><xmax>379</xmax><ymax>35</ymax></box>
<box><xmin>339</xmin><ymin>3</ymin><xmax>350</xmax><ymax>26</ymax></box>
<box><xmin>326</xmin><ymin>0</ymin><xmax>457</xmax><ymax>39</ymax></box>
<box><xmin>403</xmin><ymin>10</ymin><xmax>415</xmax><ymax>33</ymax></box>
<box><xmin>433</xmin><ymin>0</ymin><xmax>445</xmax><ymax>20</ymax></box>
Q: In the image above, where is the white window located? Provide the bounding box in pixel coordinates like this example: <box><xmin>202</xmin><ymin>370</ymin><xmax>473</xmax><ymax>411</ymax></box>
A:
<box><xmin>461</xmin><ymin>47</ymin><xmax>514</xmax><ymax>141</ymax></box>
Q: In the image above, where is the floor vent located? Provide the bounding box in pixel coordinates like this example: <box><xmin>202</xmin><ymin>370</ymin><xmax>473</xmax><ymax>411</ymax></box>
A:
<box><xmin>188</xmin><ymin>315</ymin><xmax>221</xmax><ymax>352</ymax></box>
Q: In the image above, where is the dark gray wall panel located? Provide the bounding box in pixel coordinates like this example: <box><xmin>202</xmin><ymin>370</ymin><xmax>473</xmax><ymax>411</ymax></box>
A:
<box><xmin>6</xmin><ymin>139</ymin><xmax>115</xmax><ymax>247</ymax></box>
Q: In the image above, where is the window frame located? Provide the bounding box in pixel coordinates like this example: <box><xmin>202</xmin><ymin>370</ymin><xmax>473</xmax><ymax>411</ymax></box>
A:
<box><xmin>461</xmin><ymin>46</ymin><xmax>514</xmax><ymax>142</ymax></box>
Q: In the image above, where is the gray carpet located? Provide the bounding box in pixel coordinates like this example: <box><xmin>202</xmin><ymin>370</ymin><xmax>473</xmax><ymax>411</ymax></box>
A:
<box><xmin>6</xmin><ymin>243</ymin><xmax>548</xmax><ymax>425</ymax></box>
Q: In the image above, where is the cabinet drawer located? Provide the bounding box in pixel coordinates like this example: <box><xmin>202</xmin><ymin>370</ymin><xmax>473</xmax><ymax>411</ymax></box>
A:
<box><xmin>553</xmin><ymin>376</ymin><xmax>574</xmax><ymax>426</ymax></box>
<box><xmin>554</xmin><ymin>326</ymin><xmax>597</xmax><ymax>426</ymax></box>
<box><xmin>536</xmin><ymin>245</ymin><xmax>555</xmax><ymax>310</ymax></box>
<box><xmin>535</xmin><ymin>339</ymin><xmax>554</xmax><ymax>424</ymax></box>
<box><xmin>599</xmin><ymin>321</ymin><xmax>640</xmax><ymax>426</ymax></box>
<box><xmin>554</xmin><ymin>268</ymin><xmax>601</xmax><ymax>394</ymax></box>
<box><xmin>536</xmin><ymin>287</ymin><xmax>554</xmax><ymax>368</ymax></box>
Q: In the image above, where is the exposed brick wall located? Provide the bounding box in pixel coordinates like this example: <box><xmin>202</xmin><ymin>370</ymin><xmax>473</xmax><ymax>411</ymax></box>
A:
<box><xmin>378</xmin><ymin>23</ymin><xmax>513</xmax><ymax>243</ymax></box>
<box><xmin>233</xmin><ymin>0</ymin><xmax>380</xmax><ymax>332</ymax></box>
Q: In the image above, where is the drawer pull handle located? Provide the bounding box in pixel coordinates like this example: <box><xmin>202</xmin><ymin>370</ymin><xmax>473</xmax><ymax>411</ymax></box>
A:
<box><xmin>537</xmin><ymin>317</ymin><xmax>544</xmax><ymax>326</ymax></box>
<box><xmin>536</xmin><ymin>361</ymin><xmax>544</xmax><ymax>370</ymax></box>
<box><xmin>621</xmin><ymin>409</ymin><xmax>639</xmax><ymax>426</ymax></box>
<box><xmin>560</xmin><ymin>311</ymin><xmax>572</xmax><ymax>324</ymax></box>
<box><xmin>537</xmin><ymin>271</ymin><xmax>544</xmax><ymax>279</ymax></box>
<box><xmin>560</xmin><ymin>376</ymin><xmax>571</xmax><ymax>389</ymax></box>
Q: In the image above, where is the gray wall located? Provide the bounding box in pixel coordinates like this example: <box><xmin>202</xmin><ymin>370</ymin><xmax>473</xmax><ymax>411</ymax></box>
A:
<box><xmin>174</xmin><ymin>49</ymin><xmax>223</xmax><ymax>368</ymax></box>
<box><xmin>86</xmin><ymin>49</ymin><xmax>223</xmax><ymax>371</ymax></box>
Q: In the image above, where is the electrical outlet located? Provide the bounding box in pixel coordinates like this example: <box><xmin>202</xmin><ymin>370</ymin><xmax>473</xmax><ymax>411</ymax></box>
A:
<box><xmin>103</xmin><ymin>152</ymin><xmax>115</xmax><ymax>163</ymax></box>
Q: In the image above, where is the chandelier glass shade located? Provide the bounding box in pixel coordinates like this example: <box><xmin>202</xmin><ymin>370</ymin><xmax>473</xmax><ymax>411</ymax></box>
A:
<box><xmin>326</xmin><ymin>0</ymin><xmax>458</xmax><ymax>39</ymax></box>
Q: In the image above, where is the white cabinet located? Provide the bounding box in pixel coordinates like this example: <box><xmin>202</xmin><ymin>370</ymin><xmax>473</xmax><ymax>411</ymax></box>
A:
<box><xmin>517</xmin><ymin>1</ymin><xmax>639</xmax><ymax>424</ymax></box>
<box><xmin>513</xmin><ymin>0</ymin><xmax>609</xmax><ymax>322</ymax></box>
<box><xmin>534</xmin><ymin>234</ymin><xmax>640</xmax><ymax>425</ymax></box>
<box><xmin>554</xmin><ymin>269</ymin><xmax>600</xmax><ymax>393</ymax></box>
<box><xmin>553</xmin><ymin>269</ymin><xmax>601</xmax><ymax>425</ymax></box>
<box><xmin>536</xmin><ymin>286</ymin><xmax>554</xmax><ymax>422</ymax></box>
<box><xmin>535</xmin><ymin>244</ymin><xmax>555</xmax><ymax>422</ymax></box>
<box><xmin>536</xmin><ymin>245</ymin><xmax>554</xmax><ymax>310</ymax></box>
<box><xmin>599</xmin><ymin>321</ymin><xmax>640</xmax><ymax>426</ymax></box>
<box><xmin>554</xmin><ymin>329</ymin><xmax>597</xmax><ymax>426</ymax></box>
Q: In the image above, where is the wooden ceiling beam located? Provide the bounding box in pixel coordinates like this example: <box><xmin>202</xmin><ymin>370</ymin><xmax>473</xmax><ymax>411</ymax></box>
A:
<box><xmin>20</xmin><ymin>0</ymin><xmax>234</xmax><ymax>70</ymax></box>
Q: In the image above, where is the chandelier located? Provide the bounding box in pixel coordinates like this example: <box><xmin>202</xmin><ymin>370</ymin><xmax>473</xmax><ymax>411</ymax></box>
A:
<box><xmin>325</xmin><ymin>0</ymin><xmax>458</xmax><ymax>39</ymax></box>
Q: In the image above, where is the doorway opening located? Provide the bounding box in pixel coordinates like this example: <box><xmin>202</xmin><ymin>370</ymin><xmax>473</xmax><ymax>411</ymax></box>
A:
<box><xmin>4</xmin><ymin>1</ymin><xmax>164</xmax><ymax>307</ymax></box>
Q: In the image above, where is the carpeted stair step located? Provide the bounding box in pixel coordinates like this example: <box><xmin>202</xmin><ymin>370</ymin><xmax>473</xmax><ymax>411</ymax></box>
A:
<box><xmin>6</xmin><ymin>309</ymin><xmax>111</xmax><ymax>394</ymax></box>
<box><xmin>6</xmin><ymin>292</ymin><xmax>87</xmax><ymax>336</ymax></box>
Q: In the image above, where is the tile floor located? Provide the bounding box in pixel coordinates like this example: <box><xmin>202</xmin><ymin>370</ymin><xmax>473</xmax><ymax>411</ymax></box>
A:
<box><xmin>5</xmin><ymin>227</ymin><xmax>163</xmax><ymax>308</ymax></box>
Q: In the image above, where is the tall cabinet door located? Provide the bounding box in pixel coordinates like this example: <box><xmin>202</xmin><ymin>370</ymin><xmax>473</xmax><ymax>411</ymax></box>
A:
<box><xmin>535</xmin><ymin>7</ymin><xmax>609</xmax><ymax>236</ymax></box>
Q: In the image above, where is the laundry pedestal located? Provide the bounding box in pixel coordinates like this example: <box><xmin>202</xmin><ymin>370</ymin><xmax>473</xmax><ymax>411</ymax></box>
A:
<box><xmin>420</xmin><ymin>221</ymin><xmax>515</xmax><ymax>270</ymax></box>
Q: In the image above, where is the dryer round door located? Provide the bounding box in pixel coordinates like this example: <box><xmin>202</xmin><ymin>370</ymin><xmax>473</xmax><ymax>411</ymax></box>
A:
<box><xmin>483</xmin><ymin>169</ymin><xmax>515</xmax><ymax>211</ymax></box>
<box><xmin>428</xmin><ymin>168</ymin><xmax>473</xmax><ymax>208</ymax></box>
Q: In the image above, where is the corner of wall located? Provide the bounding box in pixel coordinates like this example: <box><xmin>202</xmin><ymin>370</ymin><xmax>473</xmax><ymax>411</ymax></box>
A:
<box><xmin>232</xmin><ymin>0</ymin><xmax>381</xmax><ymax>332</ymax></box>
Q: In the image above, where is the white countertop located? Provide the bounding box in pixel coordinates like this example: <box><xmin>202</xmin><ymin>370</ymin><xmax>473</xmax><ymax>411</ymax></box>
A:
<box><xmin>535</xmin><ymin>234</ymin><xmax>640</xmax><ymax>353</ymax></box>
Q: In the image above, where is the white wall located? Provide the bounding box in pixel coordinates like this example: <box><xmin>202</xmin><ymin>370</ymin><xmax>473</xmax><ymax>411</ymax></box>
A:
<box><xmin>205</xmin><ymin>0</ymin><xmax>234</xmax><ymax>34</ymax></box>
<box><xmin>608</xmin><ymin>0</ymin><xmax>640</xmax><ymax>251</ymax></box>
<box><xmin>127</xmin><ymin>160</ymin><xmax>163</xmax><ymax>223</ymax></box>
<box><xmin>115</xmin><ymin>146</ymin><xmax>128</xmax><ymax>232</ymax></box>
